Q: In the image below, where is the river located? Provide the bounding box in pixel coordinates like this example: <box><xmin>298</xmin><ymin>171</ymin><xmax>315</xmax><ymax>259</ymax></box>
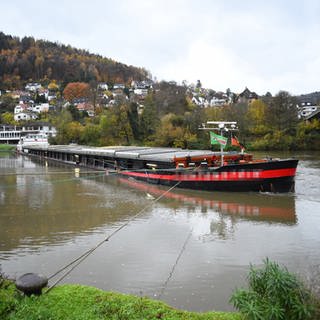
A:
<box><xmin>0</xmin><ymin>151</ymin><xmax>319</xmax><ymax>312</ymax></box>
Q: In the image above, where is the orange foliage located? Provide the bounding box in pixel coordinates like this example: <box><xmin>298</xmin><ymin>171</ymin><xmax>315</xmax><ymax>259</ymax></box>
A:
<box><xmin>63</xmin><ymin>82</ymin><xmax>90</xmax><ymax>102</ymax></box>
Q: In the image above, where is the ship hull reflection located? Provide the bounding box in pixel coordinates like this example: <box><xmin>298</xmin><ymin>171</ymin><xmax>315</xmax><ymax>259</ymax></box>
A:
<box><xmin>118</xmin><ymin>177</ymin><xmax>296</xmax><ymax>225</ymax></box>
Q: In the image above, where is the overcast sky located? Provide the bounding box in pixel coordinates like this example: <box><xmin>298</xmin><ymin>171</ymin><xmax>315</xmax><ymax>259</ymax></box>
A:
<box><xmin>2</xmin><ymin>0</ymin><xmax>319</xmax><ymax>95</ymax></box>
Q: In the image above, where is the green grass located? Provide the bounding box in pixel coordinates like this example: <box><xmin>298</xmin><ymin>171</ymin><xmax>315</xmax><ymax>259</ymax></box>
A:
<box><xmin>0</xmin><ymin>279</ymin><xmax>242</xmax><ymax>320</ymax></box>
<box><xmin>0</xmin><ymin>144</ymin><xmax>15</xmax><ymax>152</ymax></box>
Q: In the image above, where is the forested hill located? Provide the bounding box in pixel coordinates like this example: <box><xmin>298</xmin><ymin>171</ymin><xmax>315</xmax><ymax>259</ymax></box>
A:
<box><xmin>0</xmin><ymin>31</ymin><xmax>149</xmax><ymax>89</ymax></box>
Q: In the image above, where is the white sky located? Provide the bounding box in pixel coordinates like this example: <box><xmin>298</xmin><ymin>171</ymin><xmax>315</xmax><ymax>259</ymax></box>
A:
<box><xmin>2</xmin><ymin>0</ymin><xmax>320</xmax><ymax>95</ymax></box>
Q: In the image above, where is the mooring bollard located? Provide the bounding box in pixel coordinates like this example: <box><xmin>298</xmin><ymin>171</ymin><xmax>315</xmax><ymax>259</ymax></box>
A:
<box><xmin>15</xmin><ymin>273</ymin><xmax>48</xmax><ymax>296</ymax></box>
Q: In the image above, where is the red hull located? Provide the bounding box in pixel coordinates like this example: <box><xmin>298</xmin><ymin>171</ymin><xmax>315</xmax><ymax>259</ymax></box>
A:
<box><xmin>120</xmin><ymin>159</ymin><xmax>298</xmax><ymax>193</ymax></box>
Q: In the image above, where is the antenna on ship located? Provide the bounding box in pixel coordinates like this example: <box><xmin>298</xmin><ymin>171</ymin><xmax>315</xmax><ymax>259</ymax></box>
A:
<box><xmin>199</xmin><ymin>121</ymin><xmax>238</xmax><ymax>165</ymax></box>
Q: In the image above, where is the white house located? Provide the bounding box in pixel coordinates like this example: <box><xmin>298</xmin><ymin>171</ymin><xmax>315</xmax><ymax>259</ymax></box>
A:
<box><xmin>14</xmin><ymin>104</ymin><xmax>31</xmax><ymax>114</ymax></box>
<box><xmin>298</xmin><ymin>102</ymin><xmax>319</xmax><ymax>119</ymax></box>
<box><xmin>192</xmin><ymin>96</ymin><xmax>209</xmax><ymax>107</ymax></box>
<box><xmin>25</xmin><ymin>83</ymin><xmax>42</xmax><ymax>92</ymax></box>
<box><xmin>32</xmin><ymin>103</ymin><xmax>50</xmax><ymax>114</ymax></box>
<box><xmin>210</xmin><ymin>96</ymin><xmax>228</xmax><ymax>106</ymax></box>
<box><xmin>48</xmin><ymin>93</ymin><xmax>57</xmax><ymax>101</ymax></box>
<box><xmin>22</xmin><ymin>122</ymin><xmax>57</xmax><ymax>137</ymax></box>
<box><xmin>14</xmin><ymin>112</ymin><xmax>38</xmax><ymax>121</ymax></box>
<box><xmin>98</xmin><ymin>83</ymin><xmax>109</xmax><ymax>90</ymax></box>
<box><xmin>133</xmin><ymin>88</ymin><xmax>149</xmax><ymax>96</ymax></box>
<box><xmin>113</xmin><ymin>83</ymin><xmax>125</xmax><ymax>90</ymax></box>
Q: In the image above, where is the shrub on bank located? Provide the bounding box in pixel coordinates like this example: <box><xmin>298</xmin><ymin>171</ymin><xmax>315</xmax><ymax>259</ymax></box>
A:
<box><xmin>230</xmin><ymin>258</ymin><xmax>319</xmax><ymax>320</ymax></box>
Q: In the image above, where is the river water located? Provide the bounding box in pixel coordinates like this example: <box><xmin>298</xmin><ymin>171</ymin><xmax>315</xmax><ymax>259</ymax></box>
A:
<box><xmin>0</xmin><ymin>151</ymin><xmax>319</xmax><ymax>312</ymax></box>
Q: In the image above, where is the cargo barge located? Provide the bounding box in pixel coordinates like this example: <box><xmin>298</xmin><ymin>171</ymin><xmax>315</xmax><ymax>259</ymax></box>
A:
<box><xmin>20</xmin><ymin>144</ymin><xmax>298</xmax><ymax>193</ymax></box>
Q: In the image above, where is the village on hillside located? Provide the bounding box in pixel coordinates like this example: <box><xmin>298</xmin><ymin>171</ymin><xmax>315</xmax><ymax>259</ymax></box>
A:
<box><xmin>1</xmin><ymin>80</ymin><xmax>319</xmax><ymax>122</ymax></box>
<box><xmin>1</xmin><ymin>79</ymin><xmax>320</xmax><ymax>147</ymax></box>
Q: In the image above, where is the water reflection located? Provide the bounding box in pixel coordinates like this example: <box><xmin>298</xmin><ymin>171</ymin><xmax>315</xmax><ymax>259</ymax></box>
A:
<box><xmin>117</xmin><ymin>177</ymin><xmax>297</xmax><ymax>225</ymax></box>
<box><xmin>0</xmin><ymin>155</ymin><xmax>150</xmax><ymax>255</ymax></box>
<box><xmin>0</xmin><ymin>158</ymin><xmax>297</xmax><ymax>257</ymax></box>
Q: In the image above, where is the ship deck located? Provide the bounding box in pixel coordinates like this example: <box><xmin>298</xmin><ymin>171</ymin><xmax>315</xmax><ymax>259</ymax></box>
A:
<box><xmin>23</xmin><ymin>144</ymin><xmax>239</xmax><ymax>165</ymax></box>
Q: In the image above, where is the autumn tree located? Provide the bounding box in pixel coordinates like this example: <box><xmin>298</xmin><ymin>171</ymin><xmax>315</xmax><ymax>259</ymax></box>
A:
<box><xmin>80</xmin><ymin>123</ymin><xmax>101</xmax><ymax>146</ymax></box>
<box><xmin>139</xmin><ymin>95</ymin><xmax>160</xmax><ymax>144</ymax></box>
<box><xmin>50</xmin><ymin>109</ymin><xmax>73</xmax><ymax>144</ymax></box>
<box><xmin>0</xmin><ymin>94</ymin><xmax>17</xmax><ymax>113</ymax></box>
<box><xmin>48</xmin><ymin>80</ymin><xmax>59</xmax><ymax>91</ymax></box>
<box><xmin>115</xmin><ymin>105</ymin><xmax>134</xmax><ymax>144</ymax></box>
<box><xmin>66</xmin><ymin>121</ymin><xmax>84</xmax><ymax>143</ymax></box>
<box><xmin>127</xmin><ymin>102</ymin><xmax>140</xmax><ymax>141</ymax></box>
<box><xmin>152</xmin><ymin>81</ymin><xmax>189</xmax><ymax>116</ymax></box>
<box><xmin>266</xmin><ymin>91</ymin><xmax>298</xmax><ymax>132</ymax></box>
<box><xmin>153</xmin><ymin>113</ymin><xmax>197</xmax><ymax>148</ymax></box>
<box><xmin>296</xmin><ymin>119</ymin><xmax>320</xmax><ymax>150</ymax></box>
<box><xmin>0</xmin><ymin>112</ymin><xmax>15</xmax><ymax>125</ymax></box>
<box><xmin>246</xmin><ymin>99</ymin><xmax>269</xmax><ymax>135</ymax></box>
<box><xmin>63</xmin><ymin>82</ymin><xmax>90</xmax><ymax>102</ymax></box>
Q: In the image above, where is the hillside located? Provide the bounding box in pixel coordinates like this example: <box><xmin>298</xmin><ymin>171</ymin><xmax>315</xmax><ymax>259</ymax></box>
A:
<box><xmin>0</xmin><ymin>31</ymin><xmax>149</xmax><ymax>89</ymax></box>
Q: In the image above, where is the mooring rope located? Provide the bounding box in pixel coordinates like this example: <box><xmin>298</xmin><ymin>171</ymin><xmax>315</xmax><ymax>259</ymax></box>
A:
<box><xmin>45</xmin><ymin>179</ymin><xmax>183</xmax><ymax>294</ymax></box>
<box><xmin>1</xmin><ymin>157</ymin><xmax>198</xmax><ymax>294</ymax></box>
<box><xmin>158</xmin><ymin>228</ymin><xmax>193</xmax><ymax>299</ymax></box>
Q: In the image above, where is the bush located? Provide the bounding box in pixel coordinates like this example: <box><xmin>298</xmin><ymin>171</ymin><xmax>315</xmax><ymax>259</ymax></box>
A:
<box><xmin>230</xmin><ymin>258</ymin><xmax>317</xmax><ymax>320</ymax></box>
<box><xmin>0</xmin><ymin>274</ymin><xmax>18</xmax><ymax>318</ymax></box>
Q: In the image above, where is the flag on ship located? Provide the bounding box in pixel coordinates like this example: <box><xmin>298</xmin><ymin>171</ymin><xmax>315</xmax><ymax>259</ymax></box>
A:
<box><xmin>210</xmin><ymin>131</ymin><xmax>228</xmax><ymax>147</ymax></box>
<box><xmin>231</xmin><ymin>136</ymin><xmax>241</xmax><ymax>147</ymax></box>
<box><xmin>231</xmin><ymin>135</ymin><xmax>245</xmax><ymax>151</ymax></box>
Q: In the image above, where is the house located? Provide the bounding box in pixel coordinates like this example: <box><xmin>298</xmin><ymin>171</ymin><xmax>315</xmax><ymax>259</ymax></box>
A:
<box><xmin>0</xmin><ymin>123</ymin><xmax>57</xmax><ymax>144</ymax></box>
<box><xmin>14</xmin><ymin>103</ymin><xmax>31</xmax><ymax>114</ymax></box>
<box><xmin>192</xmin><ymin>96</ymin><xmax>209</xmax><ymax>107</ymax></box>
<box><xmin>76</xmin><ymin>102</ymin><xmax>95</xmax><ymax>117</ymax></box>
<box><xmin>131</xmin><ymin>80</ymin><xmax>153</xmax><ymax>90</ymax></box>
<box><xmin>22</xmin><ymin>122</ymin><xmax>57</xmax><ymax>137</ymax></box>
<box><xmin>72</xmin><ymin>97</ymin><xmax>88</xmax><ymax>105</ymax></box>
<box><xmin>297</xmin><ymin>102</ymin><xmax>319</xmax><ymax>119</ymax></box>
<box><xmin>237</xmin><ymin>88</ymin><xmax>258</xmax><ymax>104</ymax></box>
<box><xmin>133</xmin><ymin>88</ymin><xmax>149</xmax><ymax>96</ymax></box>
<box><xmin>37</xmin><ymin>88</ymin><xmax>49</xmax><ymax>100</ymax></box>
<box><xmin>112</xmin><ymin>84</ymin><xmax>126</xmax><ymax>97</ymax></box>
<box><xmin>25</xmin><ymin>83</ymin><xmax>42</xmax><ymax>92</ymax></box>
<box><xmin>113</xmin><ymin>83</ymin><xmax>125</xmax><ymax>90</ymax></box>
<box><xmin>0</xmin><ymin>124</ymin><xmax>22</xmax><ymax>144</ymax></box>
<box><xmin>14</xmin><ymin>112</ymin><xmax>38</xmax><ymax>121</ymax></box>
<box><xmin>209</xmin><ymin>92</ymin><xmax>230</xmax><ymax>106</ymax></box>
<box><xmin>19</xmin><ymin>95</ymin><xmax>33</xmax><ymax>105</ymax></box>
<box><xmin>305</xmin><ymin>108</ymin><xmax>320</xmax><ymax>121</ymax></box>
<box><xmin>98</xmin><ymin>83</ymin><xmax>109</xmax><ymax>90</ymax></box>
<box><xmin>210</xmin><ymin>96</ymin><xmax>228</xmax><ymax>107</ymax></box>
<box><xmin>32</xmin><ymin>103</ymin><xmax>50</xmax><ymax>114</ymax></box>
<box><xmin>48</xmin><ymin>93</ymin><xmax>57</xmax><ymax>102</ymax></box>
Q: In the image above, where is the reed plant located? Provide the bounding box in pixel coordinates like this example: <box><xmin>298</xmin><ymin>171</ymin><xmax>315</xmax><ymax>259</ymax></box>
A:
<box><xmin>230</xmin><ymin>258</ymin><xmax>318</xmax><ymax>320</ymax></box>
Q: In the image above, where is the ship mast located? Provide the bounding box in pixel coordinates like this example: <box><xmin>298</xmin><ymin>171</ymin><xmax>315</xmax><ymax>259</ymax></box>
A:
<box><xmin>199</xmin><ymin>121</ymin><xmax>238</xmax><ymax>165</ymax></box>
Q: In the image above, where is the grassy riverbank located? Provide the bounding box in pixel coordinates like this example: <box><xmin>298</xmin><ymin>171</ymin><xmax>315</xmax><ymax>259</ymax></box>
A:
<box><xmin>0</xmin><ymin>279</ymin><xmax>242</xmax><ymax>320</ymax></box>
<box><xmin>0</xmin><ymin>144</ymin><xmax>15</xmax><ymax>152</ymax></box>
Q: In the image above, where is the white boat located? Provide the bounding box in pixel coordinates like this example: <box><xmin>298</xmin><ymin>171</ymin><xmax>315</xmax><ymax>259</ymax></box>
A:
<box><xmin>17</xmin><ymin>133</ymin><xmax>49</xmax><ymax>153</ymax></box>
